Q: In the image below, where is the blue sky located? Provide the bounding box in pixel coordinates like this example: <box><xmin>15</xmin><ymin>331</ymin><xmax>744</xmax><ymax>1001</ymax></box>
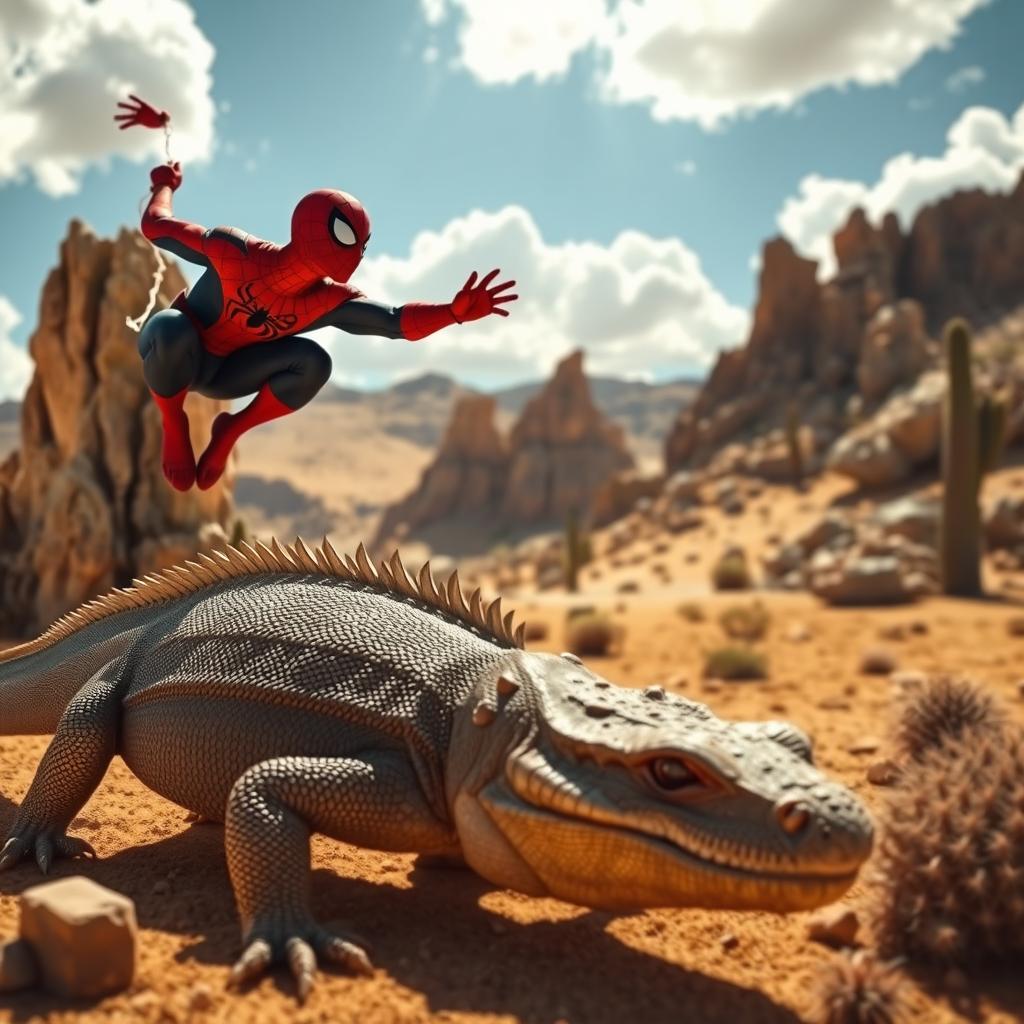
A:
<box><xmin>0</xmin><ymin>0</ymin><xmax>1022</xmax><ymax>395</ymax></box>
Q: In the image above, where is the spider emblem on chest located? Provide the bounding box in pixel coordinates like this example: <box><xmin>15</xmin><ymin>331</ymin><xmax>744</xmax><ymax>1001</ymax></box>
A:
<box><xmin>225</xmin><ymin>283</ymin><xmax>298</xmax><ymax>338</ymax></box>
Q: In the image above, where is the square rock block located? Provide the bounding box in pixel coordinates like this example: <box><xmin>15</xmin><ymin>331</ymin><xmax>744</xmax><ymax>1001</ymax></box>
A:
<box><xmin>19</xmin><ymin>875</ymin><xmax>137</xmax><ymax>997</ymax></box>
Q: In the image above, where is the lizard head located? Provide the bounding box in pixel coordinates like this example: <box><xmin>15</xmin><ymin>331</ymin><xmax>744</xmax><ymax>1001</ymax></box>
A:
<box><xmin>451</xmin><ymin>651</ymin><xmax>873</xmax><ymax>913</ymax></box>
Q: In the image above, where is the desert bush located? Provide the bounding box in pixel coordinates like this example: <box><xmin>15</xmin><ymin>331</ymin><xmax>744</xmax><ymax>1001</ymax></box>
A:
<box><xmin>703</xmin><ymin>644</ymin><xmax>767</xmax><ymax>681</ymax></box>
<box><xmin>894</xmin><ymin>675</ymin><xmax>1004</xmax><ymax>762</ymax></box>
<box><xmin>522</xmin><ymin>620</ymin><xmax>549</xmax><ymax>643</ymax></box>
<box><xmin>874</xmin><ymin>690</ymin><xmax>1024</xmax><ymax>965</ymax></box>
<box><xmin>566</xmin><ymin>613</ymin><xmax>617</xmax><ymax>657</ymax></box>
<box><xmin>677</xmin><ymin>601</ymin><xmax>705</xmax><ymax>623</ymax></box>
<box><xmin>858</xmin><ymin>647</ymin><xmax>898</xmax><ymax>675</ymax></box>
<box><xmin>718</xmin><ymin>601</ymin><xmax>771</xmax><ymax>642</ymax></box>
<box><xmin>711</xmin><ymin>549</ymin><xmax>752</xmax><ymax>590</ymax></box>
<box><xmin>806</xmin><ymin>950</ymin><xmax>908</xmax><ymax>1024</ymax></box>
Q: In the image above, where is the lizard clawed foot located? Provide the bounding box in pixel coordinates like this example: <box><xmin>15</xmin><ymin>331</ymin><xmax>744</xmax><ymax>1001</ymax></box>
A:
<box><xmin>228</xmin><ymin>920</ymin><xmax>373</xmax><ymax>1002</ymax></box>
<box><xmin>0</xmin><ymin>826</ymin><xmax>96</xmax><ymax>874</ymax></box>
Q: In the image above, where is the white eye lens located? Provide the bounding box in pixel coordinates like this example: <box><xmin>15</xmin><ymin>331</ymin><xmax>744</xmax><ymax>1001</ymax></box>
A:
<box><xmin>331</xmin><ymin>214</ymin><xmax>357</xmax><ymax>246</ymax></box>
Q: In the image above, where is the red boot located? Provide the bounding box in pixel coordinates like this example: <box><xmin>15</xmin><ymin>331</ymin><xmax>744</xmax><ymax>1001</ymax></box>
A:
<box><xmin>150</xmin><ymin>387</ymin><xmax>196</xmax><ymax>491</ymax></box>
<box><xmin>196</xmin><ymin>385</ymin><xmax>295</xmax><ymax>490</ymax></box>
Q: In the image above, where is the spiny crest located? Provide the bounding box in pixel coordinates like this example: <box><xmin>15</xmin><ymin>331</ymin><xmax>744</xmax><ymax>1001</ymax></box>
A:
<box><xmin>0</xmin><ymin>538</ymin><xmax>526</xmax><ymax>665</ymax></box>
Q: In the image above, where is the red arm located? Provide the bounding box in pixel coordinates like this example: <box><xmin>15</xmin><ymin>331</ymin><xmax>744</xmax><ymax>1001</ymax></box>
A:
<box><xmin>399</xmin><ymin>269</ymin><xmax>518</xmax><ymax>341</ymax></box>
<box><xmin>140</xmin><ymin>162</ymin><xmax>208</xmax><ymax>265</ymax></box>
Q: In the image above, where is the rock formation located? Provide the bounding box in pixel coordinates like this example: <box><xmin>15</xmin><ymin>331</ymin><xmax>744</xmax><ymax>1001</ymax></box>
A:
<box><xmin>665</xmin><ymin>171</ymin><xmax>1024</xmax><ymax>475</ymax></box>
<box><xmin>0</xmin><ymin>220</ymin><xmax>232</xmax><ymax>636</ymax></box>
<box><xmin>371</xmin><ymin>393</ymin><xmax>508</xmax><ymax>545</ymax></box>
<box><xmin>502</xmin><ymin>351</ymin><xmax>634</xmax><ymax>522</ymax></box>
<box><xmin>373</xmin><ymin>350</ymin><xmax>634</xmax><ymax>548</ymax></box>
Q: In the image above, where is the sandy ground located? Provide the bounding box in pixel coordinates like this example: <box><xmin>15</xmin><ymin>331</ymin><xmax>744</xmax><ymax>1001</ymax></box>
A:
<box><xmin>2</xmin><ymin>583</ymin><xmax>1024</xmax><ymax>1023</ymax></box>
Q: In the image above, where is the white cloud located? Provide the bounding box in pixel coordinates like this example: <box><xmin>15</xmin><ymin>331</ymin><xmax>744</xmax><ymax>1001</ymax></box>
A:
<box><xmin>420</xmin><ymin>0</ymin><xmax>987</xmax><ymax>127</ymax></box>
<box><xmin>946</xmin><ymin>65</ymin><xmax>985</xmax><ymax>93</ymax></box>
<box><xmin>0</xmin><ymin>0</ymin><xmax>216</xmax><ymax>196</ymax></box>
<box><xmin>0</xmin><ymin>297</ymin><xmax>31</xmax><ymax>401</ymax></box>
<box><xmin>778</xmin><ymin>102</ymin><xmax>1024</xmax><ymax>279</ymax></box>
<box><xmin>675</xmin><ymin>159</ymin><xmax>697</xmax><ymax>176</ymax></box>
<box><xmin>320</xmin><ymin>206</ymin><xmax>748</xmax><ymax>388</ymax></box>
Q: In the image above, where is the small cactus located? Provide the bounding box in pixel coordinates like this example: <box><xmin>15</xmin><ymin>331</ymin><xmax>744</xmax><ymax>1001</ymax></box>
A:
<box><xmin>566</xmin><ymin>613</ymin><xmax>617</xmax><ymax>657</ymax></box>
<box><xmin>711</xmin><ymin>548</ymin><xmax>753</xmax><ymax>591</ymax></box>
<box><xmin>718</xmin><ymin>601</ymin><xmax>770</xmax><ymax>642</ymax></box>
<box><xmin>784</xmin><ymin>400</ymin><xmax>804</xmax><ymax>485</ymax></box>
<box><xmin>894</xmin><ymin>676</ymin><xmax>1005</xmax><ymax>762</ymax></box>
<box><xmin>563</xmin><ymin>508</ymin><xmax>592</xmax><ymax>593</ymax></box>
<box><xmin>703</xmin><ymin>644</ymin><xmax>767</xmax><ymax>681</ymax></box>
<box><xmin>807</xmin><ymin>950</ymin><xmax>909</xmax><ymax>1024</ymax></box>
<box><xmin>874</xmin><ymin>703</ymin><xmax>1024</xmax><ymax>964</ymax></box>
<box><xmin>977</xmin><ymin>391</ymin><xmax>1008</xmax><ymax>482</ymax></box>
<box><xmin>229</xmin><ymin>518</ymin><xmax>248</xmax><ymax>548</ymax></box>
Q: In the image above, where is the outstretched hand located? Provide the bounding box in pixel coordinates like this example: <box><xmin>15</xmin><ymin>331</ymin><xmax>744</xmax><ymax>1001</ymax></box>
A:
<box><xmin>450</xmin><ymin>269</ymin><xmax>518</xmax><ymax>324</ymax></box>
<box><xmin>114</xmin><ymin>94</ymin><xmax>169</xmax><ymax>131</ymax></box>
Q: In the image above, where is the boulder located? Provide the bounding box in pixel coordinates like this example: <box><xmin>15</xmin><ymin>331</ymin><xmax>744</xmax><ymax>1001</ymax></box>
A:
<box><xmin>827</xmin><ymin>429</ymin><xmax>911</xmax><ymax>488</ymax></box>
<box><xmin>0</xmin><ymin>221</ymin><xmax>232</xmax><ymax>636</ymax></box>
<box><xmin>591</xmin><ymin>468</ymin><xmax>665</xmax><ymax>528</ymax></box>
<box><xmin>810</xmin><ymin>554</ymin><xmax>923</xmax><ymax>606</ymax></box>
<box><xmin>984</xmin><ymin>495</ymin><xmax>1024</xmax><ymax>550</ymax></box>
<box><xmin>20</xmin><ymin>876</ymin><xmax>137</xmax><ymax>998</ymax></box>
<box><xmin>856</xmin><ymin>301</ymin><xmax>930</xmax><ymax>404</ymax></box>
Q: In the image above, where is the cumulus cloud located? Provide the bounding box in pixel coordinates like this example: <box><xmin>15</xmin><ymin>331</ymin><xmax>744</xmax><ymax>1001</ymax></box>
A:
<box><xmin>0</xmin><ymin>0</ymin><xmax>216</xmax><ymax>196</ymax></box>
<box><xmin>318</xmin><ymin>206</ymin><xmax>748</xmax><ymax>388</ymax></box>
<box><xmin>0</xmin><ymin>297</ymin><xmax>32</xmax><ymax>401</ymax></box>
<box><xmin>946</xmin><ymin>65</ymin><xmax>985</xmax><ymax>93</ymax></box>
<box><xmin>420</xmin><ymin>0</ymin><xmax>986</xmax><ymax>127</ymax></box>
<box><xmin>778</xmin><ymin>101</ymin><xmax>1024</xmax><ymax>278</ymax></box>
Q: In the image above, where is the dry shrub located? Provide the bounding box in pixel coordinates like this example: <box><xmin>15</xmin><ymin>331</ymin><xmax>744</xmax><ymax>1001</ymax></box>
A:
<box><xmin>718</xmin><ymin>601</ymin><xmax>770</xmax><ymax>642</ymax></box>
<box><xmin>807</xmin><ymin>950</ymin><xmax>909</xmax><ymax>1024</ymax></box>
<box><xmin>703</xmin><ymin>644</ymin><xmax>767</xmax><ymax>681</ymax></box>
<box><xmin>677</xmin><ymin>601</ymin><xmax>705</xmax><ymax>623</ymax></box>
<box><xmin>566</xmin><ymin>613</ymin><xmax>618</xmax><ymax>657</ymax></box>
<box><xmin>859</xmin><ymin>647</ymin><xmax>898</xmax><ymax>675</ymax></box>
<box><xmin>711</xmin><ymin>549</ymin><xmax>752</xmax><ymax>591</ymax></box>
<box><xmin>874</xmin><ymin>683</ymin><xmax>1024</xmax><ymax>965</ymax></box>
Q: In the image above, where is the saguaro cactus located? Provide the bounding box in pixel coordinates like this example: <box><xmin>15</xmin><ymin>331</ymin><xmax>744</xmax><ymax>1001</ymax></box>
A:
<box><xmin>563</xmin><ymin>508</ymin><xmax>591</xmax><ymax>592</ymax></box>
<box><xmin>939</xmin><ymin>319</ymin><xmax>982</xmax><ymax>596</ymax></box>
<box><xmin>784</xmin><ymin>401</ymin><xmax>804</xmax><ymax>485</ymax></box>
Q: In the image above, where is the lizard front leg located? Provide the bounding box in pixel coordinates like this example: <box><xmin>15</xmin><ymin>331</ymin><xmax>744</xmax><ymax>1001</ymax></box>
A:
<box><xmin>224</xmin><ymin>752</ymin><xmax>454</xmax><ymax>1001</ymax></box>
<box><xmin>0</xmin><ymin>663</ymin><xmax>124</xmax><ymax>873</ymax></box>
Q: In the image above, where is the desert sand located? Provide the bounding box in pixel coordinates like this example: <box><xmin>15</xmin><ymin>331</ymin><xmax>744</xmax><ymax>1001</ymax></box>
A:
<box><xmin>3</xmin><ymin>468</ymin><xmax>1023</xmax><ymax>1024</ymax></box>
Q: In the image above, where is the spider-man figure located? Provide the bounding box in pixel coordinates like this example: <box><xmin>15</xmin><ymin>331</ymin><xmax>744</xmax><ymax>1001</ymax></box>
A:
<box><xmin>118</xmin><ymin>97</ymin><xmax>517</xmax><ymax>491</ymax></box>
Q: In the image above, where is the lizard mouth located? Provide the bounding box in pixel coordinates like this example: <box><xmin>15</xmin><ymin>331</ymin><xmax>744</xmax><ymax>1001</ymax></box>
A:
<box><xmin>504</xmin><ymin>750</ymin><xmax>868</xmax><ymax>889</ymax></box>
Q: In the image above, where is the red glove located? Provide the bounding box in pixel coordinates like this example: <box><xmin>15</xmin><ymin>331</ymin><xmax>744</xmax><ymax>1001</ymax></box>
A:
<box><xmin>114</xmin><ymin>94</ymin><xmax>170</xmax><ymax>131</ymax></box>
<box><xmin>150</xmin><ymin>161</ymin><xmax>182</xmax><ymax>192</ymax></box>
<box><xmin>450</xmin><ymin>269</ymin><xmax>518</xmax><ymax>323</ymax></box>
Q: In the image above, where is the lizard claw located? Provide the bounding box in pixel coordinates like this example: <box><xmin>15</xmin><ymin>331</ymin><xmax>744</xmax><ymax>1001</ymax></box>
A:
<box><xmin>0</xmin><ymin>828</ymin><xmax>95</xmax><ymax>874</ymax></box>
<box><xmin>228</xmin><ymin>920</ymin><xmax>373</xmax><ymax>1000</ymax></box>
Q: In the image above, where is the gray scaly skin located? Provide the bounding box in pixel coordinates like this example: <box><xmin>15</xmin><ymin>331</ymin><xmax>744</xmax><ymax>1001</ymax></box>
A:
<box><xmin>0</xmin><ymin>538</ymin><xmax>873</xmax><ymax>999</ymax></box>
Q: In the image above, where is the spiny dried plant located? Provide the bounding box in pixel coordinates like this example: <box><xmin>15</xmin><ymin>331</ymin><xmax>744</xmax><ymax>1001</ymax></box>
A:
<box><xmin>874</xmin><ymin>714</ymin><xmax>1024</xmax><ymax>965</ymax></box>
<box><xmin>807</xmin><ymin>950</ymin><xmax>909</xmax><ymax>1024</ymax></box>
<box><xmin>893</xmin><ymin>675</ymin><xmax>1005</xmax><ymax>762</ymax></box>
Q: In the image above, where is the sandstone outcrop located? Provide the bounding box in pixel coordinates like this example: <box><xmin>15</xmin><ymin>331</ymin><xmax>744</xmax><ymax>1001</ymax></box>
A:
<box><xmin>371</xmin><ymin>393</ymin><xmax>508</xmax><ymax>544</ymax></box>
<box><xmin>0</xmin><ymin>221</ymin><xmax>232</xmax><ymax>636</ymax></box>
<box><xmin>665</xmin><ymin>172</ymin><xmax>1024</xmax><ymax>477</ymax></box>
<box><xmin>373</xmin><ymin>351</ymin><xmax>634</xmax><ymax>548</ymax></box>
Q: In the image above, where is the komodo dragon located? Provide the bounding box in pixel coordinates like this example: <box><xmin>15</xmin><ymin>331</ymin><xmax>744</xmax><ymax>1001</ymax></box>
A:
<box><xmin>0</xmin><ymin>538</ymin><xmax>873</xmax><ymax>998</ymax></box>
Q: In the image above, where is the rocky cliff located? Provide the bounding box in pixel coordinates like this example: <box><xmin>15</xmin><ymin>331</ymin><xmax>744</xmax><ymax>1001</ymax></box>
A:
<box><xmin>373</xmin><ymin>350</ymin><xmax>634</xmax><ymax>548</ymax></box>
<box><xmin>666</xmin><ymin>172</ymin><xmax>1024</xmax><ymax>474</ymax></box>
<box><xmin>0</xmin><ymin>220</ymin><xmax>232</xmax><ymax>636</ymax></box>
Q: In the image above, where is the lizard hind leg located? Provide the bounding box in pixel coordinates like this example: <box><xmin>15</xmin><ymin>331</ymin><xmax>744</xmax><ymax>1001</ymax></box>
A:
<box><xmin>0</xmin><ymin>661</ymin><xmax>124</xmax><ymax>874</ymax></box>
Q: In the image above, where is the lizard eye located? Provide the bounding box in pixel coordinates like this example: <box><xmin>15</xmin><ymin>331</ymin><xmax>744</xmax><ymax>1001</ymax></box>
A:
<box><xmin>648</xmin><ymin>757</ymin><xmax>702</xmax><ymax>792</ymax></box>
<box><xmin>330</xmin><ymin>210</ymin><xmax>357</xmax><ymax>247</ymax></box>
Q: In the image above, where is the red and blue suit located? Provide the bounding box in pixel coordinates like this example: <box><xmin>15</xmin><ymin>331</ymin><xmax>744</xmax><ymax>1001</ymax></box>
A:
<box><xmin>137</xmin><ymin>158</ymin><xmax>517</xmax><ymax>491</ymax></box>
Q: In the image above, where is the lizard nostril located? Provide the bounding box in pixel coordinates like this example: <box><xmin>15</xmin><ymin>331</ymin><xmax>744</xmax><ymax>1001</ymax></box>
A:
<box><xmin>776</xmin><ymin>798</ymin><xmax>811</xmax><ymax>836</ymax></box>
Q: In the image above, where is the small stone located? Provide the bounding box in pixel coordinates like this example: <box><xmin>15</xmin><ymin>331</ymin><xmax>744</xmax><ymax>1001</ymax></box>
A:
<box><xmin>859</xmin><ymin>646</ymin><xmax>898</xmax><ymax>674</ymax></box>
<box><xmin>877</xmin><ymin>623</ymin><xmax>906</xmax><ymax>641</ymax></box>
<box><xmin>889</xmin><ymin>669</ymin><xmax>928</xmax><ymax>693</ymax></box>
<box><xmin>0</xmin><ymin>938</ymin><xmax>39</xmax><ymax>993</ymax></box>
<box><xmin>818</xmin><ymin>697</ymin><xmax>852</xmax><ymax>711</ymax></box>
<box><xmin>785</xmin><ymin>623</ymin><xmax>811</xmax><ymax>643</ymax></box>
<box><xmin>768</xmin><ymin>702</ymin><xmax>787</xmax><ymax>713</ymax></box>
<box><xmin>1017</xmin><ymin>679</ymin><xmax>1024</xmax><ymax>700</ymax></box>
<box><xmin>807</xmin><ymin>907</ymin><xmax>859</xmax><ymax>948</ymax></box>
<box><xmin>848</xmin><ymin>737</ymin><xmax>881</xmax><ymax>755</ymax></box>
<box><xmin>188</xmin><ymin>983</ymin><xmax>215</xmax><ymax>1013</ymax></box>
<box><xmin>867</xmin><ymin>760</ymin><xmax>901</xmax><ymax>786</ymax></box>
<box><xmin>20</xmin><ymin>875</ymin><xmax>137</xmax><ymax>998</ymax></box>
<box><xmin>719</xmin><ymin>932</ymin><xmax>739</xmax><ymax>951</ymax></box>
<box><xmin>1006</xmin><ymin>616</ymin><xmax>1024</xmax><ymax>637</ymax></box>
<box><xmin>908</xmin><ymin>620</ymin><xmax>929</xmax><ymax>635</ymax></box>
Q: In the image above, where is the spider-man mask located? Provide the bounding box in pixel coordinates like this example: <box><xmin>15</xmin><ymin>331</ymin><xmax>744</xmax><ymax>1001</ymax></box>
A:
<box><xmin>290</xmin><ymin>189</ymin><xmax>371</xmax><ymax>283</ymax></box>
